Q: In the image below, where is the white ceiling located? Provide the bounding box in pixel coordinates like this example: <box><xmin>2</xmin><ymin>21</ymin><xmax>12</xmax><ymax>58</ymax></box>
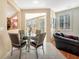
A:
<box><xmin>14</xmin><ymin>0</ymin><xmax>79</xmax><ymax>12</ymax></box>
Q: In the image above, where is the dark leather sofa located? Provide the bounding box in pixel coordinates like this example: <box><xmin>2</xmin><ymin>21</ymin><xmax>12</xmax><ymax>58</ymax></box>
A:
<box><xmin>53</xmin><ymin>33</ymin><xmax>79</xmax><ymax>56</ymax></box>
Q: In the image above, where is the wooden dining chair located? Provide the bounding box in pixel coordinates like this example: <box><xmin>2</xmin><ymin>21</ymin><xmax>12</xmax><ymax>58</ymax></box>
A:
<box><xmin>9</xmin><ymin>33</ymin><xmax>26</xmax><ymax>59</ymax></box>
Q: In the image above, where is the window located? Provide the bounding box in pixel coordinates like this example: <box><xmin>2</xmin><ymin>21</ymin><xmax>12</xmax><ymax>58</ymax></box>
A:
<box><xmin>60</xmin><ymin>16</ymin><xmax>64</xmax><ymax>29</ymax></box>
<box><xmin>60</xmin><ymin>15</ymin><xmax>70</xmax><ymax>29</ymax></box>
<box><xmin>26</xmin><ymin>19</ymin><xmax>35</xmax><ymax>27</ymax></box>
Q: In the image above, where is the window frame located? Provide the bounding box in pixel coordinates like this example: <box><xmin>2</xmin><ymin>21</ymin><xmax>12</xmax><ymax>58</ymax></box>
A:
<box><xmin>59</xmin><ymin>14</ymin><xmax>71</xmax><ymax>30</ymax></box>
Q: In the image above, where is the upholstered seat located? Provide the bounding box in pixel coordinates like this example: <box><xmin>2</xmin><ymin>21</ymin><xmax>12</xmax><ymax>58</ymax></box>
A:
<box><xmin>12</xmin><ymin>41</ymin><xmax>26</xmax><ymax>48</ymax></box>
<box><xmin>9</xmin><ymin>33</ymin><xmax>26</xmax><ymax>59</ymax></box>
<box><xmin>30</xmin><ymin>33</ymin><xmax>46</xmax><ymax>58</ymax></box>
<box><xmin>31</xmin><ymin>42</ymin><xmax>43</xmax><ymax>48</ymax></box>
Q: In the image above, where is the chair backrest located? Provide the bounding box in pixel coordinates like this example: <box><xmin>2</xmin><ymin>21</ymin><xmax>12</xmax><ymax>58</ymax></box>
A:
<box><xmin>19</xmin><ymin>30</ymin><xmax>25</xmax><ymax>39</ymax></box>
<box><xmin>9</xmin><ymin>33</ymin><xmax>19</xmax><ymax>45</ymax></box>
<box><xmin>36</xmin><ymin>33</ymin><xmax>46</xmax><ymax>45</ymax></box>
<box><xmin>36</xmin><ymin>30</ymin><xmax>41</xmax><ymax>35</ymax></box>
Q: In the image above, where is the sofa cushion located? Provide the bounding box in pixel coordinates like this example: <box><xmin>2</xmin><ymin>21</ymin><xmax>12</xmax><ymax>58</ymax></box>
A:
<box><xmin>55</xmin><ymin>32</ymin><xmax>79</xmax><ymax>40</ymax></box>
<box><xmin>64</xmin><ymin>35</ymin><xmax>78</xmax><ymax>40</ymax></box>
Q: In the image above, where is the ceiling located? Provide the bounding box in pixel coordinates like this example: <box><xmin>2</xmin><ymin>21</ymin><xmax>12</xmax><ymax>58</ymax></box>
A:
<box><xmin>14</xmin><ymin>0</ymin><xmax>79</xmax><ymax>12</ymax></box>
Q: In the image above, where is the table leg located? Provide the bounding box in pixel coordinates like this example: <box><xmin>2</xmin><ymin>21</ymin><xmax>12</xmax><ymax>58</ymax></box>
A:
<box><xmin>27</xmin><ymin>37</ymin><xmax>31</xmax><ymax>52</ymax></box>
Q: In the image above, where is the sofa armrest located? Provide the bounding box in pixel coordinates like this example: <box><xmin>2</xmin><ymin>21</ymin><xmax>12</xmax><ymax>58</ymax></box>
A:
<box><xmin>58</xmin><ymin>36</ymin><xmax>79</xmax><ymax>46</ymax></box>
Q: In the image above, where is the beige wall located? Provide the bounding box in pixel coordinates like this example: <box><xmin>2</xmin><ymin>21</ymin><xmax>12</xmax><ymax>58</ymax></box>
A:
<box><xmin>72</xmin><ymin>7</ymin><xmax>79</xmax><ymax>36</ymax></box>
<box><xmin>0</xmin><ymin>0</ymin><xmax>7</xmax><ymax>30</ymax></box>
<box><xmin>56</xmin><ymin>7</ymin><xmax>79</xmax><ymax>36</ymax></box>
<box><xmin>6</xmin><ymin>3</ymin><xmax>16</xmax><ymax>18</ymax></box>
<box><xmin>0</xmin><ymin>31</ymin><xmax>11</xmax><ymax>59</ymax></box>
<box><xmin>0</xmin><ymin>0</ymin><xmax>11</xmax><ymax>59</ymax></box>
<box><xmin>7</xmin><ymin>0</ymin><xmax>21</xmax><ymax>29</ymax></box>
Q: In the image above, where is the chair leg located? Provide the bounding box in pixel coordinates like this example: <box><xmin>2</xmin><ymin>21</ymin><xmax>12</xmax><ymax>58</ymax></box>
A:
<box><xmin>36</xmin><ymin>48</ymin><xmax>38</xmax><ymax>59</ymax></box>
<box><xmin>26</xmin><ymin>43</ymin><xmax>27</xmax><ymax>50</ymax></box>
<box><xmin>19</xmin><ymin>48</ymin><xmax>22</xmax><ymax>59</ymax></box>
<box><xmin>42</xmin><ymin>44</ymin><xmax>44</xmax><ymax>54</ymax></box>
<box><xmin>11</xmin><ymin>46</ymin><xmax>13</xmax><ymax>56</ymax></box>
<box><xmin>25</xmin><ymin>41</ymin><xmax>28</xmax><ymax>52</ymax></box>
<box><xmin>27</xmin><ymin>41</ymin><xmax>30</xmax><ymax>52</ymax></box>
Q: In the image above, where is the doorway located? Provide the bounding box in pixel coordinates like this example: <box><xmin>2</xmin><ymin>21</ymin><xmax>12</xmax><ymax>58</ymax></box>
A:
<box><xmin>25</xmin><ymin>13</ymin><xmax>46</xmax><ymax>35</ymax></box>
<box><xmin>20</xmin><ymin>8</ymin><xmax>51</xmax><ymax>41</ymax></box>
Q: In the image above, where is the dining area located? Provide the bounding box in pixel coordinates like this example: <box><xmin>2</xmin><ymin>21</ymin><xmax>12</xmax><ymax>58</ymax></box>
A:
<box><xmin>8</xmin><ymin>28</ymin><xmax>46</xmax><ymax>59</ymax></box>
<box><xmin>0</xmin><ymin>28</ymin><xmax>66</xmax><ymax>59</ymax></box>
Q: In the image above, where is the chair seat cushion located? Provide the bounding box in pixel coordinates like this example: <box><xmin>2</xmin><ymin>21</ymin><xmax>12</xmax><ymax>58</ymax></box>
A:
<box><xmin>13</xmin><ymin>41</ymin><xmax>26</xmax><ymax>48</ymax></box>
<box><xmin>30</xmin><ymin>42</ymin><xmax>43</xmax><ymax>48</ymax></box>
